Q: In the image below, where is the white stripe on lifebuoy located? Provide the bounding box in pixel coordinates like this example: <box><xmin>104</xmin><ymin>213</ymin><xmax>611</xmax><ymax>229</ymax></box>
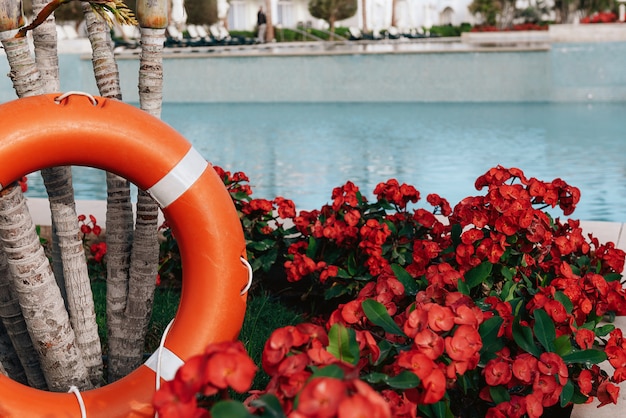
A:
<box><xmin>147</xmin><ymin>147</ymin><xmax>208</xmax><ymax>208</ymax></box>
<box><xmin>144</xmin><ymin>347</ymin><xmax>185</xmax><ymax>382</ymax></box>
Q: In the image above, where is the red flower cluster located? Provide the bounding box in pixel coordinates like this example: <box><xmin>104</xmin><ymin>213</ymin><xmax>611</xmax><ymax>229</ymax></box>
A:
<box><xmin>581</xmin><ymin>11</ymin><xmax>618</xmax><ymax>23</ymax></box>
<box><xmin>78</xmin><ymin>214</ymin><xmax>102</xmax><ymax>236</ymax></box>
<box><xmin>153</xmin><ymin>341</ymin><xmax>257</xmax><ymax>417</ymax></box>
<box><xmin>89</xmin><ymin>242</ymin><xmax>107</xmax><ymax>263</ymax></box>
<box><xmin>18</xmin><ymin>176</ymin><xmax>28</xmax><ymax>192</ymax></box>
<box><xmin>154</xmin><ymin>166</ymin><xmax>626</xmax><ymax>417</ymax></box>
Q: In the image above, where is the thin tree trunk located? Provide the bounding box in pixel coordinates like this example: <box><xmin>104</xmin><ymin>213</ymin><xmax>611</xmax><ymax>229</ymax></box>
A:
<box><xmin>361</xmin><ymin>0</ymin><xmax>368</xmax><ymax>32</ymax></box>
<box><xmin>80</xmin><ymin>1</ymin><xmax>135</xmax><ymax>382</ymax></box>
<box><xmin>264</xmin><ymin>0</ymin><xmax>274</xmax><ymax>41</ymax></box>
<box><xmin>0</xmin><ymin>184</ymin><xmax>92</xmax><ymax>391</ymax></box>
<box><xmin>0</xmin><ymin>320</ymin><xmax>27</xmax><ymax>383</ymax></box>
<box><xmin>106</xmin><ymin>25</ymin><xmax>165</xmax><ymax>378</ymax></box>
<box><xmin>103</xmin><ymin>175</ymin><xmax>134</xmax><ymax>382</ymax></box>
<box><xmin>81</xmin><ymin>2</ymin><xmax>123</xmax><ymax>100</ymax></box>
<box><xmin>0</xmin><ymin>29</ymin><xmax>42</xmax><ymax>97</ymax></box>
<box><xmin>31</xmin><ymin>0</ymin><xmax>104</xmax><ymax>386</ymax></box>
<box><xmin>43</xmin><ymin>168</ymin><xmax>104</xmax><ymax>386</ymax></box>
<box><xmin>138</xmin><ymin>27</ymin><xmax>165</xmax><ymax>118</ymax></box>
<box><xmin>0</xmin><ymin>250</ymin><xmax>33</xmax><ymax>386</ymax></box>
<box><xmin>31</xmin><ymin>0</ymin><xmax>66</xmax><ymax>300</ymax></box>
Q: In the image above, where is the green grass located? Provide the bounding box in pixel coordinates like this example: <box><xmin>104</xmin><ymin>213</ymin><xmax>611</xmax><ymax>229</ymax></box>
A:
<box><xmin>92</xmin><ymin>281</ymin><xmax>302</xmax><ymax>389</ymax></box>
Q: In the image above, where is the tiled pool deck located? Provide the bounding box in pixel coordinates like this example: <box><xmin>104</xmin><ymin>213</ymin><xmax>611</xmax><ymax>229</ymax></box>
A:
<box><xmin>25</xmin><ymin>198</ymin><xmax>626</xmax><ymax>415</ymax></box>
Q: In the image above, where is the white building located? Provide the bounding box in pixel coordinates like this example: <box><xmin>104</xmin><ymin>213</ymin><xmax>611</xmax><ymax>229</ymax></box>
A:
<box><xmin>225</xmin><ymin>0</ymin><xmax>477</xmax><ymax>33</ymax></box>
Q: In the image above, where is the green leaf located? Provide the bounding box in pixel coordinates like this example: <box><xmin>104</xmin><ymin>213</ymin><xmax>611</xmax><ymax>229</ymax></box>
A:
<box><xmin>211</xmin><ymin>400</ymin><xmax>253</xmax><ymax>418</ymax></box>
<box><xmin>247</xmin><ymin>239</ymin><xmax>274</xmax><ymax>251</ymax></box>
<box><xmin>533</xmin><ymin>309</ymin><xmax>556</xmax><ymax>352</ymax></box>
<box><xmin>385</xmin><ymin>370</ymin><xmax>420</xmax><ymax>389</ymax></box>
<box><xmin>374</xmin><ymin>339</ymin><xmax>394</xmax><ymax>366</ymax></box>
<box><xmin>324</xmin><ymin>283</ymin><xmax>354</xmax><ymax>300</ymax></box>
<box><xmin>335</xmin><ymin>268</ymin><xmax>351</xmax><ymax>279</ymax></box>
<box><xmin>512</xmin><ymin>318</ymin><xmax>541</xmax><ymax>357</ymax></box>
<box><xmin>562</xmin><ymin>349</ymin><xmax>607</xmax><ymax>365</ymax></box>
<box><xmin>605</xmin><ymin>273</ymin><xmax>622</xmax><ymax>282</ymax></box>
<box><xmin>305</xmin><ymin>236</ymin><xmax>317</xmax><ymax>258</ymax></box>
<box><xmin>451</xmin><ymin>223</ymin><xmax>462</xmax><ymax>246</ymax></box>
<box><xmin>554</xmin><ymin>335</ymin><xmax>573</xmax><ymax>357</ymax></box>
<box><xmin>554</xmin><ymin>291</ymin><xmax>573</xmax><ymax>314</ymax></box>
<box><xmin>595</xmin><ymin>324</ymin><xmax>615</xmax><ymax>338</ymax></box>
<box><xmin>327</xmin><ymin>323</ymin><xmax>360</xmax><ymax>365</ymax></box>
<box><xmin>489</xmin><ymin>385</ymin><xmax>511</xmax><ymax>404</ymax></box>
<box><xmin>362</xmin><ymin>299</ymin><xmax>406</xmax><ymax>336</ymax></box>
<box><xmin>560</xmin><ymin>379</ymin><xmax>574</xmax><ymax>407</ymax></box>
<box><xmin>311</xmin><ymin>364</ymin><xmax>345</xmax><ymax>379</ymax></box>
<box><xmin>500</xmin><ymin>280</ymin><xmax>517</xmax><ymax>302</ymax></box>
<box><xmin>500</xmin><ymin>265</ymin><xmax>515</xmax><ymax>281</ymax></box>
<box><xmin>391</xmin><ymin>264</ymin><xmax>419</xmax><ymax>296</ymax></box>
<box><xmin>457</xmin><ymin>278</ymin><xmax>470</xmax><ymax>296</ymax></box>
<box><xmin>479</xmin><ymin>316</ymin><xmax>505</xmax><ymax>364</ymax></box>
<box><xmin>250</xmin><ymin>394</ymin><xmax>288</xmax><ymax>418</ymax></box>
<box><xmin>464</xmin><ymin>261</ymin><xmax>493</xmax><ymax>290</ymax></box>
<box><xmin>418</xmin><ymin>400</ymin><xmax>455</xmax><ymax>418</ymax></box>
<box><xmin>363</xmin><ymin>372</ymin><xmax>388</xmax><ymax>384</ymax></box>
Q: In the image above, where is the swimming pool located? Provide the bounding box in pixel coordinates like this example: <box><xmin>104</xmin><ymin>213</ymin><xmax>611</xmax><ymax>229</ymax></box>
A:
<box><xmin>25</xmin><ymin>101</ymin><xmax>626</xmax><ymax>223</ymax></box>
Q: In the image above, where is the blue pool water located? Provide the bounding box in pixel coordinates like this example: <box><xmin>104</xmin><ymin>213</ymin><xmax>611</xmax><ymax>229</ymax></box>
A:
<box><xmin>25</xmin><ymin>101</ymin><xmax>626</xmax><ymax>222</ymax></box>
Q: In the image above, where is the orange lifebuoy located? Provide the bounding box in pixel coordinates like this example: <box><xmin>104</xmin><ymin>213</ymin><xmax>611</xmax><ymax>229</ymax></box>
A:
<box><xmin>0</xmin><ymin>93</ymin><xmax>250</xmax><ymax>417</ymax></box>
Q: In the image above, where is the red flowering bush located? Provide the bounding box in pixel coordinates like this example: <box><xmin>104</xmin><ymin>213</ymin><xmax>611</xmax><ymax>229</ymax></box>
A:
<box><xmin>154</xmin><ymin>166</ymin><xmax>626</xmax><ymax>417</ymax></box>
<box><xmin>156</xmin><ymin>167</ymin><xmax>298</xmax><ymax>288</ymax></box>
<box><xmin>580</xmin><ymin>11</ymin><xmax>618</xmax><ymax>23</ymax></box>
<box><xmin>78</xmin><ymin>214</ymin><xmax>107</xmax><ymax>280</ymax></box>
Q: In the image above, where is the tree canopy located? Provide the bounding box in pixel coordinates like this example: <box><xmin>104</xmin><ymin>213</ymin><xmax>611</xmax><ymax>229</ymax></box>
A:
<box><xmin>308</xmin><ymin>0</ymin><xmax>357</xmax><ymax>33</ymax></box>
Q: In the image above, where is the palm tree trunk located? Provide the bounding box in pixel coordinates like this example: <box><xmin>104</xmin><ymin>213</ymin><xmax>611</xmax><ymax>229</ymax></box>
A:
<box><xmin>361</xmin><ymin>0</ymin><xmax>368</xmax><ymax>32</ymax></box>
<box><xmin>103</xmin><ymin>175</ymin><xmax>134</xmax><ymax>382</ymax></box>
<box><xmin>42</xmin><ymin>168</ymin><xmax>104</xmax><ymax>386</ymax></box>
<box><xmin>0</xmin><ymin>321</ymin><xmax>26</xmax><ymax>383</ymax></box>
<box><xmin>0</xmin><ymin>184</ymin><xmax>92</xmax><ymax>391</ymax></box>
<box><xmin>264</xmin><ymin>0</ymin><xmax>274</xmax><ymax>41</ymax></box>
<box><xmin>81</xmin><ymin>2</ymin><xmax>123</xmax><ymax>99</ymax></box>
<box><xmin>106</xmin><ymin>23</ymin><xmax>165</xmax><ymax>379</ymax></box>
<box><xmin>0</xmin><ymin>30</ymin><xmax>42</xmax><ymax>97</ymax></box>
<box><xmin>138</xmin><ymin>27</ymin><xmax>165</xmax><ymax>118</ymax></box>
<box><xmin>79</xmin><ymin>1</ymin><xmax>135</xmax><ymax>382</ymax></box>
<box><xmin>0</xmin><ymin>250</ymin><xmax>34</xmax><ymax>386</ymax></box>
<box><xmin>31</xmin><ymin>0</ymin><xmax>104</xmax><ymax>386</ymax></box>
<box><xmin>106</xmin><ymin>4</ymin><xmax>166</xmax><ymax>380</ymax></box>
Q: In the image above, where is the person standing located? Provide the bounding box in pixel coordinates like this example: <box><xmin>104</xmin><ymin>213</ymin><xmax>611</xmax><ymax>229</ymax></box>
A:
<box><xmin>257</xmin><ymin>6</ymin><xmax>267</xmax><ymax>43</ymax></box>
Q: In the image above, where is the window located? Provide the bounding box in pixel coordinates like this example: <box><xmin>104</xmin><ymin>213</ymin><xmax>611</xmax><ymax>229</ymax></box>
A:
<box><xmin>277</xmin><ymin>0</ymin><xmax>294</xmax><ymax>27</ymax></box>
<box><xmin>228</xmin><ymin>1</ymin><xmax>247</xmax><ymax>30</ymax></box>
<box><xmin>440</xmin><ymin>7</ymin><xmax>454</xmax><ymax>25</ymax></box>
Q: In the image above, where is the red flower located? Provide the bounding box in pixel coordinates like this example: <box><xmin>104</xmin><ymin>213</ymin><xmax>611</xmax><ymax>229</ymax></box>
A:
<box><xmin>597</xmin><ymin>381</ymin><xmax>620</xmax><ymax>407</ymax></box>
<box><xmin>295</xmin><ymin>377</ymin><xmax>348</xmax><ymax>417</ymax></box>
<box><xmin>575</xmin><ymin>328</ymin><xmax>596</xmax><ymax>350</ymax></box>
<box><xmin>427</xmin><ymin>304</ymin><xmax>455</xmax><ymax>332</ymax></box>
<box><xmin>444</xmin><ymin>324</ymin><xmax>482</xmax><ymax>362</ymax></box>
<box><xmin>512</xmin><ymin>353</ymin><xmax>538</xmax><ymax>384</ymax></box>
<box><xmin>275</xmin><ymin>196</ymin><xmax>296</xmax><ymax>219</ymax></box>
<box><xmin>484</xmin><ymin>358</ymin><xmax>512</xmax><ymax>386</ymax></box>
